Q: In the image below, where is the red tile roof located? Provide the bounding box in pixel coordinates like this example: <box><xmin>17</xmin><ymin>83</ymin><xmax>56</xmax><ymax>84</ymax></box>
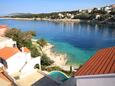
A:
<box><xmin>112</xmin><ymin>4</ymin><xmax>115</xmax><ymax>8</ymax></box>
<box><xmin>0</xmin><ymin>25</ymin><xmax>8</xmax><ymax>29</ymax></box>
<box><xmin>23</xmin><ymin>47</ymin><xmax>30</xmax><ymax>53</ymax></box>
<box><xmin>0</xmin><ymin>47</ymin><xmax>30</xmax><ymax>60</ymax></box>
<box><xmin>0</xmin><ymin>47</ymin><xmax>19</xmax><ymax>60</ymax></box>
<box><xmin>75</xmin><ymin>46</ymin><xmax>115</xmax><ymax>76</ymax></box>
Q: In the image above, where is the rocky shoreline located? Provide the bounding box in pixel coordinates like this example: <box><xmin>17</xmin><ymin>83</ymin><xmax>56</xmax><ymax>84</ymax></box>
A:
<box><xmin>42</xmin><ymin>43</ymin><xmax>67</xmax><ymax>66</ymax></box>
<box><xmin>0</xmin><ymin>17</ymin><xmax>81</xmax><ymax>22</ymax></box>
<box><xmin>32</xmin><ymin>39</ymin><xmax>73</xmax><ymax>71</ymax></box>
<box><xmin>42</xmin><ymin>43</ymin><xmax>80</xmax><ymax>71</ymax></box>
<box><xmin>1</xmin><ymin>17</ymin><xmax>115</xmax><ymax>26</ymax></box>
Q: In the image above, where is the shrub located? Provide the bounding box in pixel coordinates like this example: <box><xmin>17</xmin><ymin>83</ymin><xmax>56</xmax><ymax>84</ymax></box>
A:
<box><xmin>37</xmin><ymin>38</ymin><xmax>47</xmax><ymax>47</ymax></box>
<box><xmin>5</xmin><ymin>28</ymin><xmax>36</xmax><ymax>49</ymax></box>
<box><xmin>30</xmin><ymin>46</ymin><xmax>41</xmax><ymax>57</ymax></box>
<box><xmin>41</xmin><ymin>54</ymin><xmax>54</xmax><ymax>67</ymax></box>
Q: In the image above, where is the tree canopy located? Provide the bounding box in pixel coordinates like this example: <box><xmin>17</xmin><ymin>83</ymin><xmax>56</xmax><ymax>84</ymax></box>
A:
<box><xmin>5</xmin><ymin>28</ymin><xmax>36</xmax><ymax>48</ymax></box>
<box><xmin>37</xmin><ymin>38</ymin><xmax>47</xmax><ymax>47</ymax></box>
<box><xmin>5</xmin><ymin>28</ymin><xmax>41</xmax><ymax>57</ymax></box>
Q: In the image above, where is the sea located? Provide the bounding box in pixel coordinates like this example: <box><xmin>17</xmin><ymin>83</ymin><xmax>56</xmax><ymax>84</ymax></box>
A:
<box><xmin>0</xmin><ymin>19</ymin><xmax>115</xmax><ymax>65</ymax></box>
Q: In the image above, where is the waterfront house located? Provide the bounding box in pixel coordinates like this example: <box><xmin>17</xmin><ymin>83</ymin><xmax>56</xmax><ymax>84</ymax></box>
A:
<box><xmin>112</xmin><ymin>4</ymin><xmax>115</xmax><ymax>9</ymax></box>
<box><xmin>0</xmin><ymin>25</ymin><xmax>8</xmax><ymax>37</ymax></box>
<box><xmin>58</xmin><ymin>13</ymin><xmax>64</xmax><ymax>18</ymax></box>
<box><xmin>104</xmin><ymin>6</ymin><xmax>112</xmax><ymax>13</ymax></box>
<box><xmin>87</xmin><ymin>9</ymin><xmax>92</xmax><ymax>13</ymax></box>
<box><xmin>97</xmin><ymin>7</ymin><xmax>101</xmax><ymax>10</ymax></box>
<box><xmin>0</xmin><ymin>37</ymin><xmax>16</xmax><ymax>49</ymax></box>
<box><xmin>61</xmin><ymin>46</ymin><xmax>115</xmax><ymax>86</ymax></box>
<box><xmin>95</xmin><ymin>14</ymin><xmax>101</xmax><ymax>20</ymax></box>
<box><xmin>0</xmin><ymin>47</ymin><xmax>31</xmax><ymax>74</ymax></box>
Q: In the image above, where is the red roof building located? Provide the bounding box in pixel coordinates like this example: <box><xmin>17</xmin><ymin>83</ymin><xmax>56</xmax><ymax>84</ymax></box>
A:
<box><xmin>75</xmin><ymin>46</ymin><xmax>115</xmax><ymax>76</ymax></box>
<box><xmin>112</xmin><ymin>4</ymin><xmax>115</xmax><ymax>8</ymax></box>
<box><xmin>0</xmin><ymin>47</ymin><xmax>19</xmax><ymax>60</ymax></box>
<box><xmin>0</xmin><ymin>25</ymin><xmax>8</xmax><ymax>29</ymax></box>
<box><xmin>0</xmin><ymin>47</ymin><xmax>30</xmax><ymax>60</ymax></box>
<box><xmin>59</xmin><ymin>47</ymin><xmax>115</xmax><ymax>86</ymax></box>
<box><xmin>0</xmin><ymin>47</ymin><xmax>31</xmax><ymax>74</ymax></box>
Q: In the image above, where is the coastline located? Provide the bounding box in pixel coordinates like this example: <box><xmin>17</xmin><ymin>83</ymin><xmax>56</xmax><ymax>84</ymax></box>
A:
<box><xmin>0</xmin><ymin>17</ymin><xmax>81</xmax><ymax>22</ymax></box>
<box><xmin>42</xmin><ymin>43</ymin><xmax>74</xmax><ymax>71</ymax></box>
<box><xmin>42</xmin><ymin>43</ymin><xmax>68</xmax><ymax>66</ymax></box>
<box><xmin>42</xmin><ymin>43</ymin><xmax>80</xmax><ymax>71</ymax></box>
<box><xmin>32</xmin><ymin>39</ymin><xmax>76</xmax><ymax>71</ymax></box>
<box><xmin>1</xmin><ymin>17</ymin><xmax>115</xmax><ymax>25</ymax></box>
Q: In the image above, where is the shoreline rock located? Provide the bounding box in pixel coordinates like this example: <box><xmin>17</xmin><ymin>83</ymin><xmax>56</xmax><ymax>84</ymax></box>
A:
<box><xmin>1</xmin><ymin>17</ymin><xmax>115</xmax><ymax>26</ymax></box>
<box><xmin>42</xmin><ymin>43</ymin><xmax>68</xmax><ymax>66</ymax></box>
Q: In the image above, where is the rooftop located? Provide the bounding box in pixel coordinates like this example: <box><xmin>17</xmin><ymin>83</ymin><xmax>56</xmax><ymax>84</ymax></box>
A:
<box><xmin>75</xmin><ymin>46</ymin><xmax>115</xmax><ymax>76</ymax></box>
<box><xmin>0</xmin><ymin>25</ymin><xmax>7</xmax><ymax>29</ymax></box>
<box><xmin>0</xmin><ymin>47</ymin><xmax>19</xmax><ymax>60</ymax></box>
<box><xmin>23</xmin><ymin>47</ymin><xmax>30</xmax><ymax>53</ymax></box>
<box><xmin>112</xmin><ymin>4</ymin><xmax>115</xmax><ymax>8</ymax></box>
<box><xmin>0</xmin><ymin>47</ymin><xmax>30</xmax><ymax>60</ymax></box>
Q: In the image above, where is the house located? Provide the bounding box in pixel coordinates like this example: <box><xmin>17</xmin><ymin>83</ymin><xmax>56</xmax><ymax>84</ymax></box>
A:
<box><xmin>97</xmin><ymin>7</ymin><xmax>101</xmax><ymax>10</ymax></box>
<box><xmin>104</xmin><ymin>6</ymin><xmax>112</xmax><ymax>13</ymax></box>
<box><xmin>58</xmin><ymin>13</ymin><xmax>64</xmax><ymax>18</ymax></box>
<box><xmin>87</xmin><ymin>9</ymin><xmax>92</xmax><ymax>13</ymax></box>
<box><xmin>0</xmin><ymin>25</ymin><xmax>8</xmax><ymax>37</ymax></box>
<box><xmin>61</xmin><ymin>46</ymin><xmax>115</xmax><ymax>86</ymax></box>
<box><xmin>0</xmin><ymin>47</ymin><xmax>31</xmax><ymax>74</ymax></box>
<box><xmin>95</xmin><ymin>14</ymin><xmax>100</xmax><ymax>20</ymax></box>
<box><xmin>66</xmin><ymin>13</ymin><xmax>74</xmax><ymax>19</ymax></box>
<box><xmin>112</xmin><ymin>4</ymin><xmax>115</xmax><ymax>9</ymax></box>
<box><xmin>0</xmin><ymin>37</ymin><xmax>16</xmax><ymax>49</ymax></box>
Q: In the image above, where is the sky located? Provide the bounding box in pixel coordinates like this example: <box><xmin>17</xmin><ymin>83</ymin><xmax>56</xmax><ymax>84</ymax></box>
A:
<box><xmin>0</xmin><ymin>0</ymin><xmax>115</xmax><ymax>16</ymax></box>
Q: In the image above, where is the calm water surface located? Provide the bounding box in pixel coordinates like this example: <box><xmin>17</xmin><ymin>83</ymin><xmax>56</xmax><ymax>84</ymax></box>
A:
<box><xmin>0</xmin><ymin>19</ymin><xmax>115</xmax><ymax>65</ymax></box>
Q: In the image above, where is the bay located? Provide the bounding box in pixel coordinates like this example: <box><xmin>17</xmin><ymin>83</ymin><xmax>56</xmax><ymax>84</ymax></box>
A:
<box><xmin>0</xmin><ymin>19</ymin><xmax>115</xmax><ymax>65</ymax></box>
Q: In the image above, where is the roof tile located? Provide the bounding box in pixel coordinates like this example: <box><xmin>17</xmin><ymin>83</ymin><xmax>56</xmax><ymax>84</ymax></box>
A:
<box><xmin>75</xmin><ymin>46</ymin><xmax>115</xmax><ymax>76</ymax></box>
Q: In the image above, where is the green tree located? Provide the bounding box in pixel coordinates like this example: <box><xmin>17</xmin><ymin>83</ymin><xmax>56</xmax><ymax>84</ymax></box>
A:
<box><xmin>37</xmin><ymin>38</ymin><xmax>47</xmax><ymax>47</ymax></box>
<box><xmin>30</xmin><ymin>46</ymin><xmax>41</xmax><ymax>57</ymax></box>
<box><xmin>41</xmin><ymin>54</ymin><xmax>54</xmax><ymax>66</ymax></box>
<box><xmin>5</xmin><ymin>28</ymin><xmax>36</xmax><ymax>49</ymax></box>
<box><xmin>5</xmin><ymin>28</ymin><xmax>41</xmax><ymax>57</ymax></box>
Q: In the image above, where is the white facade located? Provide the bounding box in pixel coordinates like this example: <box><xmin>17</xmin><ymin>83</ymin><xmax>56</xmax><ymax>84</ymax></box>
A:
<box><xmin>88</xmin><ymin>9</ymin><xmax>92</xmax><ymax>13</ymax></box>
<box><xmin>95</xmin><ymin>14</ymin><xmax>100</xmax><ymax>19</ymax></box>
<box><xmin>20</xmin><ymin>57</ymin><xmax>41</xmax><ymax>78</ymax></box>
<box><xmin>0</xmin><ymin>37</ymin><xmax>16</xmax><ymax>49</ymax></box>
<box><xmin>75</xmin><ymin>74</ymin><xmax>115</xmax><ymax>86</ymax></box>
<box><xmin>97</xmin><ymin>7</ymin><xmax>101</xmax><ymax>10</ymax></box>
<box><xmin>58</xmin><ymin>13</ymin><xmax>64</xmax><ymax>18</ymax></box>
<box><xmin>61</xmin><ymin>74</ymin><xmax>115</xmax><ymax>86</ymax></box>
<box><xmin>104</xmin><ymin>6</ymin><xmax>111</xmax><ymax>11</ymax></box>
<box><xmin>6</xmin><ymin>52</ymin><xmax>31</xmax><ymax>74</ymax></box>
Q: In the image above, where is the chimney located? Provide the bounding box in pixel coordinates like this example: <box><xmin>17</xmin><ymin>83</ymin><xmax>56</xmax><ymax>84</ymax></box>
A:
<box><xmin>21</xmin><ymin>47</ymin><xmax>24</xmax><ymax>52</ymax></box>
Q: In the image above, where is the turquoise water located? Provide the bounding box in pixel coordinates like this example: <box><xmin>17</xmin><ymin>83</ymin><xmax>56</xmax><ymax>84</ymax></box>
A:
<box><xmin>49</xmin><ymin>41</ymin><xmax>95</xmax><ymax>64</ymax></box>
<box><xmin>48</xmin><ymin>71</ymin><xmax>68</xmax><ymax>82</ymax></box>
<box><xmin>0</xmin><ymin>19</ymin><xmax>115</xmax><ymax>65</ymax></box>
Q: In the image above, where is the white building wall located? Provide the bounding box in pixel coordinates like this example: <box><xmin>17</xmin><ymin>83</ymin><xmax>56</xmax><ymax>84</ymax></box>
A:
<box><xmin>6</xmin><ymin>52</ymin><xmax>28</xmax><ymax>74</ymax></box>
<box><xmin>76</xmin><ymin>74</ymin><xmax>115</xmax><ymax>86</ymax></box>
<box><xmin>25</xmin><ymin>53</ymin><xmax>31</xmax><ymax>62</ymax></box>
<box><xmin>0</xmin><ymin>38</ymin><xmax>16</xmax><ymax>49</ymax></box>
<box><xmin>20</xmin><ymin>57</ymin><xmax>41</xmax><ymax>75</ymax></box>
